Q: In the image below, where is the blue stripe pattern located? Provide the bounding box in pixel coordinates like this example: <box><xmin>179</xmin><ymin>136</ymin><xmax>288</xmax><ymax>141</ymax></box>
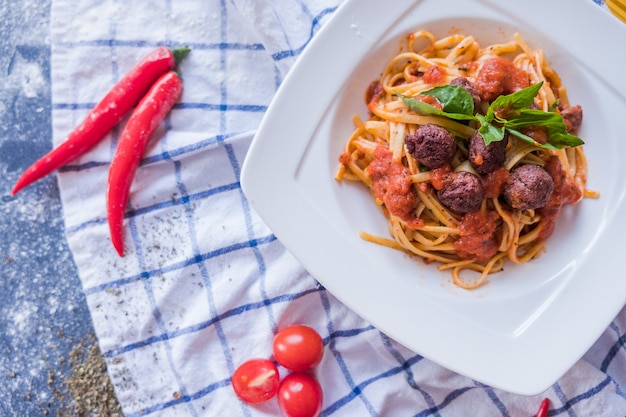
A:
<box><xmin>49</xmin><ymin>0</ymin><xmax>626</xmax><ymax>416</ymax></box>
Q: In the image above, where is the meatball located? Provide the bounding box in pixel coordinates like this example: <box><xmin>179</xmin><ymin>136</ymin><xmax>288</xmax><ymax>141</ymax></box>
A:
<box><xmin>468</xmin><ymin>131</ymin><xmax>508</xmax><ymax>175</ymax></box>
<box><xmin>366</xmin><ymin>80</ymin><xmax>384</xmax><ymax>106</ymax></box>
<box><xmin>560</xmin><ymin>104</ymin><xmax>583</xmax><ymax>133</ymax></box>
<box><xmin>503</xmin><ymin>164</ymin><xmax>554</xmax><ymax>210</ymax></box>
<box><xmin>437</xmin><ymin>171</ymin><xmax>484</xmax><ymax>213</ymax></box>
<box><xmin>405</xmin><ymin>124</ymin><xmax>456</xmax><ymax>169</ymax></box>
<box><xmin>450</xmin><ymin>77</ymin><xmax>481</xmax><ymax>110</ymax></box>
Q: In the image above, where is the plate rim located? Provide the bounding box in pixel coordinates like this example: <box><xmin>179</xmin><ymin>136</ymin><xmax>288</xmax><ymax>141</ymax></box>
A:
<box><xmin>241</xmin><ymin>0</ymin><xmax>626</xmax><ymax>395</ymax></box>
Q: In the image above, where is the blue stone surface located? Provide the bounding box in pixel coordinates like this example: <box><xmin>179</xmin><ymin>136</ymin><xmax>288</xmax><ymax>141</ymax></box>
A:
<box><xmin>0</xmin><ymin>1</ymin><xmax>97</xmax><ymax>414</ymax></box>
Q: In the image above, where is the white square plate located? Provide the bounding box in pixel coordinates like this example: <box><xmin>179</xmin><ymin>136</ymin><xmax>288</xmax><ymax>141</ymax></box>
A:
<box><xmin>241</xmin><ymin>0</ymin><xmax>626</xmax><ymax>395</ymax></box>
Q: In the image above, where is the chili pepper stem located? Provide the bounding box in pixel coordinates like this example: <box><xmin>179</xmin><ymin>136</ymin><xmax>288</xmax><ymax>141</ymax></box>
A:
<box><xmin>172</xmin><ymin>47</ymin><xmax>191</xmax><ymax>66</ymax></box>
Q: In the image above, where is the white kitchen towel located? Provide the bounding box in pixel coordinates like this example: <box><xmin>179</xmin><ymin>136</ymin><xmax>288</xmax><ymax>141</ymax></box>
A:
<box><xmin>48</xmin><ymin>0</ymin><xmax>626</xmax><ymax>416</ymax></box>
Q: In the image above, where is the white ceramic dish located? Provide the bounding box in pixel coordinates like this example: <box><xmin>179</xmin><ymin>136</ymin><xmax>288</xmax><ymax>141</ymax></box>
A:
<box><xmin>241</xmin><ymin>0</ymin><xmax>626</xmax><ymax>395</ymax></box>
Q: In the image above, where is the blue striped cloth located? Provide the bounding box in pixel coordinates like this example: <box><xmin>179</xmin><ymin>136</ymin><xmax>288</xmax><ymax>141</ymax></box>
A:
<box><xmin>50</xmin><ymin>0</ymin><xmax>626</xmax><ymax>416</ymax></box>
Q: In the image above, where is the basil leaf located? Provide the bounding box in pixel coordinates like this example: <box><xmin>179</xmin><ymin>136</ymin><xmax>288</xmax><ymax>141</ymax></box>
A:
<box><xmin>475</xmin><ymin>114</ymin><xmax>505</xmax><ymax>144</ymax></box>
<box><xmin>506</xmin><ymin>128</ymin><xmax>559</xmax><ymax>150</ymax></box>
<box><xmin>396</xmin><ymin>81</ymin><xmax>584</xmax><ymax>150</ymax></box>
<box><xmin>420</xmin><ymin>85</ymin><xmax>475</xmax><ymax>116</ymax></box>
<box><xmin>503</xmin><ymin>108</ymin><xmax>563</xmax><ymax>129</ymax></box>
<box><xmin>549</xmin><ymin>99</ymin><xmax>559</xmax><ymax>112</ymax></box>
<box><xmin>490</xmin><ymin>82</ymin><xmax>544</xmax><ymax>116</ymax></box>
<box><xmin>544</xmin><ymin>129</ymin><xmax>584</xmax><ymax>148</ymax></box>
<box><xmin>398</xmin><ymin>93</ymin><xmax>475</xmax><ymax>121</ymax></box>
<box><xmin>504</xmin><ymin>109</ymin><xmax>585</xmax><ymax>149</ymax></box>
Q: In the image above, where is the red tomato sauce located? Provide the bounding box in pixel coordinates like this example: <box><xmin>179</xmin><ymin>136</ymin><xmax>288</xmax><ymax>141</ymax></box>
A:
<box><xmin>430</xmin><ymin>164</ymin><xmax>453</xmax><ymax>190</ymax></box>
<box><xmin>481</xmin><ymin>167</ymin><xmax>509</xmax><ymax>199</ymax></box>
<box><xmin>537</xmin><ymin>156</ymin><xmax>583</xmax><ymax>241</ymax></box>
<box><xmin>366</xmin><ymin>146</ymin><xmax>423</xmax><ymax>229</ymax></box>
<box><xmin>561</xmin><ymin>178</ymin><xmax>583</xmax><ymax>206</ymax></box>
<box><xmin>338</xmin><ymin>151</ymin><xmax>351</xmax><ymax>166</ymax></box>
<box><xmin>453</xmin><ymin>210</ymin><xmax>500</xmax><ymax>262</ymax></box>
<box><xmin>537</xmin><ymin>156</ymin><xmax>563</xmax><ymax>241</ymax></box>
<box><xmin>475</xmin><ymin>56</ymin><xmax>529</xmax><ymax>102</ymax></box>
<box><xmin>423</xmin><ymin>65</ymin><xmax>446</xmax><ymax>85</ymax></box>
<box><xmin>520</xmin><ymin>126</ymin><xmax>549</xmax><ymax>145</ymax></box>
<box><xmin>413</xmin><ymin>94</ymin><xmax>444</xmax><ymax>110</ymax></box>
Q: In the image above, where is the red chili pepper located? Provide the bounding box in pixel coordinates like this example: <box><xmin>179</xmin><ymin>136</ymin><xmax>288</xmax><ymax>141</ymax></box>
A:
<box><xmin>535</xmin><ymin>398</ymin><xmax>550</xmax><ymax>417</ymax></box>
<box><xmin>106</xmin><ymin>70</ymin><xmax>183</xmax><ymax>256</ymax></box>
<box><xmin>11</xmin><ymin>46</ymin><xmax>190</xmax><ymax>196</ymax></box>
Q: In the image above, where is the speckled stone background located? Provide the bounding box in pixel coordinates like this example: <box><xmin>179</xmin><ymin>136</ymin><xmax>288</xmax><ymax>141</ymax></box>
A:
<box><xmin>0</xmin><ymin>1</ymin><xmax>99</xmax><ymax>414</ymax></box>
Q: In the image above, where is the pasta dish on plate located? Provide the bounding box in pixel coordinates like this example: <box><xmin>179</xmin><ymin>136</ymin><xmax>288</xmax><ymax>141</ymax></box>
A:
<box><xmin>336</xmin><ymin>30</ymin><xmax>599</xmax><ymax>289</ymax></box>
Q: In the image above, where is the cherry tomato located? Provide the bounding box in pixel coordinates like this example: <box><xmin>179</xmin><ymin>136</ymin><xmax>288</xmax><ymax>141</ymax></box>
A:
<box><xmin>273</xmin><ymin>325</ymin><xmax>324</xmax><ymax>372</ymax></box>
<box><xmin>231</xmin><ymin>358</ymin><xmax>279</xmax><ymax>404</ymax></box>
<box><xmin>277</xmin><ymin>372</ymin><xmax>323</xmax><ymax>417</ymax></box>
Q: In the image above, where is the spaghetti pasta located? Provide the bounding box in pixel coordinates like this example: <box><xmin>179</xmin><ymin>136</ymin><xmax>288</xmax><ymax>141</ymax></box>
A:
<box><xmin>336</xmin><ymin>30</ymin><xmax>598</xmax><ymax>289</ymax></box>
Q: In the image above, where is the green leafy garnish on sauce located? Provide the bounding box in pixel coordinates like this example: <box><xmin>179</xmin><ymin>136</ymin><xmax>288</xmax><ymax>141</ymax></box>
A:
<box><xmin>419</xmin><ymin>85</ymin><xmax>475</xmax><ymax>116</ymax></box>
<box><xmin>475</xmin><ymin>113</ymin><xmax>505</xmax><ymax>145</ymax></box>
<box><xmin>398</xmin><ymin>82</ymin><xmax>584</xmax><ymax>149</ymax></box>
<box><xmin>487</xmin><ymin>81</ymin><xmax>542</xmax><ymax>120</ymax></box>
<box><xmin>397</xmin><ymin>86</ymin><xmax>475</xmax><ymax>121</ymax></box>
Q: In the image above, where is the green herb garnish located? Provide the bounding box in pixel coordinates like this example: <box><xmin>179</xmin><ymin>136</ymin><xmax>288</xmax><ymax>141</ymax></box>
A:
<box><xmin>398</xmin><ymin>82</ymin><xmax>584</xmax><ymax>149</ymax></box>
<box><xmin>397</xmin><ymin>86</ymin><xmax>475</xmax><ymax>121</ymax></box>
